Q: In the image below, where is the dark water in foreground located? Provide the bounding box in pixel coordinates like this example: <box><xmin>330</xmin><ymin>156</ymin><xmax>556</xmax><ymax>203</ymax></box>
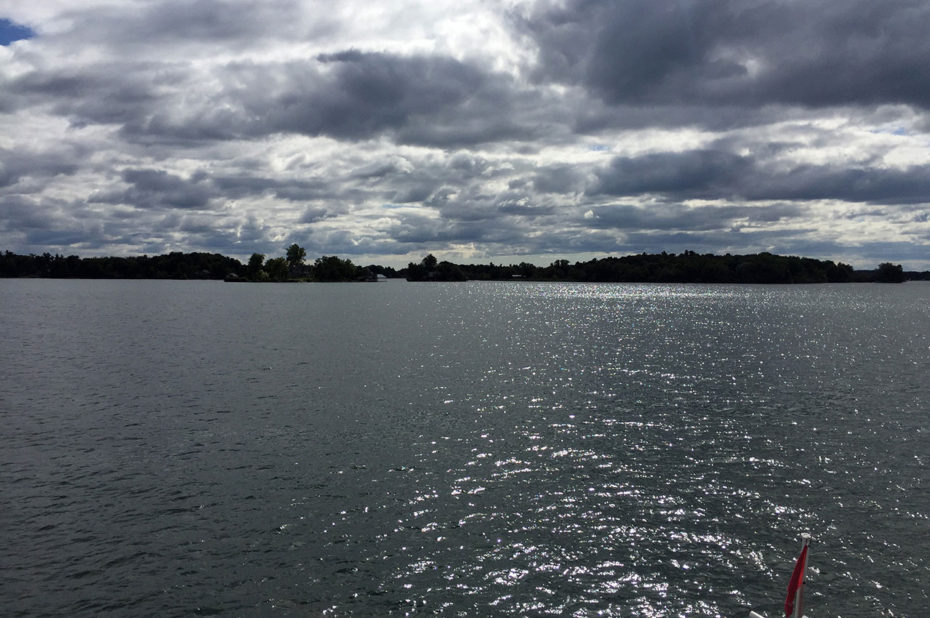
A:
<box><xmin>2</xmin><ymin>279</ymin><xmax>928</xmax><ymax>617</ymax></box>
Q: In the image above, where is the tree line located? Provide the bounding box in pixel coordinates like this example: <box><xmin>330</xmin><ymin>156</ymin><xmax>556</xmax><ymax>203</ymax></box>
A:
<box><xmin>403</xmin><ymin>251</ymin><xmax>915</xmax><ymax>284</ymax></box>
<box><xmin>0</xmin><ymin>250</ymin><xmax>243</xmax><ymax>280</ymax></box>
<box><xmin>234</xmin><ymin>245</ymin><xmax>397</xmax><ymax>282</ymax></box>
<box><xmin>0</xmin><ymin>246</ymin><xmax>397</xmax><ymax>282</ymax></box>
<box><xmin>0</xmin><ymin>247</ymin><xmax>917</xmax><ymax>283</ymax></box>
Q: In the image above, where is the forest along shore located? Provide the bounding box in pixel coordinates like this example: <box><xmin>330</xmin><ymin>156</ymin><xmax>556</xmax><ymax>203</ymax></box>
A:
<box><xmin>0</xmin><ymin>248</ymin><xmax>919</xmax><ymax>284</ymax></box>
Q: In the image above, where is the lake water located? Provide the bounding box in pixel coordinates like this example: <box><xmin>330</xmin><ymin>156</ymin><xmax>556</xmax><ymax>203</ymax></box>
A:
<box><xmin>1</xmin><ymin>279</ymin><xmax>928</xmax><ymax>617</ymax></box>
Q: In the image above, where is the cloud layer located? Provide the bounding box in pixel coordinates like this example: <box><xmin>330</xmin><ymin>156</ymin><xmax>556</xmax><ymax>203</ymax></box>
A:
<box><xmin>1</xmin><ymin>0</ymin><xmax>929</xmax><ymax>267</ymax></box>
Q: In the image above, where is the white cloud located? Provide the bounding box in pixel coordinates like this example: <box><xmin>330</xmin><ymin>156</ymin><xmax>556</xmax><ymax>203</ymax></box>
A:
<box><xmin>1</xmin><ymin>0</ymin><xmax>929</xmax><ymax>269</ymax></box>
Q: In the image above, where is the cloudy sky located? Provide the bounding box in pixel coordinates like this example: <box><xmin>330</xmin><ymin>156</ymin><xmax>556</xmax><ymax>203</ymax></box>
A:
<box><xmin>2</xmin><ymin>1</ymin><xmax>929</xmax><ymax>268</ymax></box>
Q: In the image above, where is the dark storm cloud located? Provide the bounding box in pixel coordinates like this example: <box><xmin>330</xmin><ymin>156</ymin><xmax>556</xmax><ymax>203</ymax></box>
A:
<box><xmin>392</xmin><ymin>184</ymin><xmax>434</xmax><ymax>204</ymax></box>
<box><xmin>385</xmin><ymin>153</ymin><xmax>532</xmax><ymax>209</ymax></box>
<box><xmin>497</xmin><ymin>200</ymin><xmax>556</xmax><ymax>217</ymax></box>
<box><xmin>72</xmin><ymin>51</ymin><xmax>508</xmax><ymax>145</ymax></box>
<box><xmin>588</xmin><ymin>203</ymin><xmax>804</xmax><ymax>232</ymax></box>
<box><xmin>14</xmin><ymin>1</ymin><xmax>924</xmax><ymax>155</ymax></box>
<box><xmin>522</xmin><ymin>228</ymin><xmax>627</xmax><ymax>256</ymax></box>
<box><xmin>59</xmin><ymin>0</ymin><xmax>308</xmax><ymax>48</ymax></box>
<box><xmin>211</xmin><ymin>174</ymin><xmax>338</xmax><ymax>202</ymax></box>
<box><xmin>299</xmin><ymin>207</ymin><xmax>338</xmax><ymax>224</ymax></box>
<box><xmin>92</xmin><ymin>169</ymin><xmax>212</xmax><ymax>210</ymax></box>
<box><xmin>520</xmin><ymin>0</ymin><xmax>930</xmax><ymax>110</ymax></box>
<box><xmin>591</xmin><ymin>149</ymin><xmax>753</xmax><ymax>199</ymax></box>
<box><xmin>0</xmin><ymin>146</ymin><xmax>80</xmax><ymax>188</ymax></box>
<box><xmin>7</xmin><ymin>49</ymin><xmax>531</xmax><ymax>148</ymax></box>
<box><xmin>592</xmin><ymin>148</ymin><xmax>930</xmax><ymax>205</ymax></box>
<box><xmin>6</xmin><ymin>62</ymin><xmax>186</xmax><ymax>136</ymax></box>
<box><xmin>243</xmin><ymin>51</ymin><xmax>527</xmax><ymax>145</ymax></box>
<box><xmin>260</xmin><ymin>52</ymin><xmax>463</xmax><ymax>139</ymax></box>
<box><xmin>743</xmin><ymin>164</ymin><xmax>930</xmax><ymax>205</ymax></box>
<box><xmin>425</xmin><ymin>184</ymin><xmax>551</xmax><ymax>223</ymax></box>
<box><xmin>0</xmin><ymin>195</ymin><xmax>56</xmax><ymax>231</ymax></box>
<box><xmin>856</xmin><ymin>240</ymin><xmax>930</xmax><ymax>262</ymax></box>
<box><xmin>532</xmin><ymin>165</ymin><xmax>587</xmax><ymax>195</ymax></box>
<box><xmin>0</xmin><ymin>194</ymin><xmax>111</xmax><ymax>250</ymax></box>
<box><xmin>388</xmin><ymin>213</ymin><xmax>525</xmax><ymax>246</ymax></box>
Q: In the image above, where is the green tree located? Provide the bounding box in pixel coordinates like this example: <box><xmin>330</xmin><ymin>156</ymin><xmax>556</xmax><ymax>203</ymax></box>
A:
<box><xmin>264</xmin><ymin>257</ymin><xmax>289</xmax><ymax>281</ymax></box>
<box><xmin>436</xmin><ymin>261</ymin><xmax>467</xmax><ymax>281</ymax></box>
<box><xmin>826</xmin><ymin>261</ymin><xmax>853</xmax><ymax>282</ymax></box>
<box><xmin>875</xmin><ymin>262</ymin><xmax>905</xmax><ymax>283</ymax></box>
<box><xmin>247</xmin><ymin>253</ymin><xmax>265</xmax><ymax>278</ymax></box>
<box><xmin>286</xmin><ymin>244</ymin><xmax>306</xmax><ymax>269</ymax></box>
<box><xmin>313</xmin><ymin>255</ymin><xmax>359</xmax><ymax>281</ymax></box>
<box><xmin>422</xmin><ymin>253</ymin><xmax>438</xmax><ymax>269</ymax></box>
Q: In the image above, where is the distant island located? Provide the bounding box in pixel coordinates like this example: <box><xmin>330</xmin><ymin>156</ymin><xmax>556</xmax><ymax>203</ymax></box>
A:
<box><xmin>1</xmin><ymin>246</ymin><xmax>921</xmax><ymax>284</ymax></box>
<box><xmin>405</xmin><ymin>251</ymin><xmax>917</xmax><ymax>284</ymax></box>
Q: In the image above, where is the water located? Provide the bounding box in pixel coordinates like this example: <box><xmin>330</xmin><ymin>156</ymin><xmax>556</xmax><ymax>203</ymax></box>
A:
<box><xmin>1</xmin><ymin>279</ymin><xmax>928</xmax><ymax>617</ymax></box>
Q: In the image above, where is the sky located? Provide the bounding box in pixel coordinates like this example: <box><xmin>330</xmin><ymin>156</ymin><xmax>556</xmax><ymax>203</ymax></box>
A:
<box><xmin>1</xmin><ymin>0</ymin><xmax>929</xmax><ymax>269</ymax></box>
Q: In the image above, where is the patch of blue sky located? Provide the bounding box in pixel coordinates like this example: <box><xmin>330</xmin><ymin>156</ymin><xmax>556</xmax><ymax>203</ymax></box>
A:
<box><xmin>870</xmin><ymin>126</ymin><xmax>910</xmax><ymax>136</ymax></box>
<box><xmin>0</xmin><ymin>18</ymin><xmax>35</xmax><ymax>46</ymax></box>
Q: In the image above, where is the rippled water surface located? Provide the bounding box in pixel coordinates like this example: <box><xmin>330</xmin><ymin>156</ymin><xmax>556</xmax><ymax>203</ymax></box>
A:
<box><xmin>2</xmin><ymin>279</ymin><xmax>928</xmax><ymax>616</ymax></box>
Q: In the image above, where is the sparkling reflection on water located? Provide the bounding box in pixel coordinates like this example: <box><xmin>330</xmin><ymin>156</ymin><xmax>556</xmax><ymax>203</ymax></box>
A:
<box><xmin>2</xmin><ymin>280</ymin><xmax>928</xmax><ymax>616</ymax></box>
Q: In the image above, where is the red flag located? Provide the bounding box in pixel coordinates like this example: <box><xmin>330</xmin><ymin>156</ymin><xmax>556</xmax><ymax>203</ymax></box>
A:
<box><xmin>784</xmin><ymin>544</ymin><xmax>809</xmax><ymax>618</ymax></box>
